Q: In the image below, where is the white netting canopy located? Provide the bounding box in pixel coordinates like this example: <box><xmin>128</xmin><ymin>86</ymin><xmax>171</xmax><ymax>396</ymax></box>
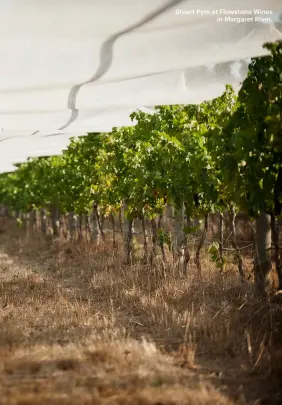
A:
<box><xmin>0</xmin><ymin>0</ymin><xmax>281</xmax><ymax>172</ymax></box>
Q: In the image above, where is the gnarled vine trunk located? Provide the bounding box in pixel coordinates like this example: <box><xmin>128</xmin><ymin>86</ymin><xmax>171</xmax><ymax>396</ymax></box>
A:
<box><xmin>110</xmin><ymin>212</ymin><xmax>117</xmax><ymax>250</ymax></box>
<box><xmin>254</xmin><ymin>211</ymin><xmax>272</xmax><ymax>297</ymax></box>
<box><xmin>89</xmin><ymin>207</ymin><xmax>100</xmax><ymax>243</ymax></box>
<box><xmin>157</xmin><ymin>214</ymin><xmax>167</xmax><ymax>263</ymax></box>
<box><xmin>84</xmin><ymin>215</ymin><xmax>90</xmax><ymax>241</ymax></box>
<box><xmin>219</xmin><ymin>212</ymin><xmax>224</xmax><ymax>273</ymax></box>
<box><xmin>195</xmin><ymin>214</ymin><xmax>208</xmax><ymax>279</ymax></box>
<box><xmin>28</xmin><ymin>209</ymin><xmax>37</xmax><ymax>234</ymax></box>
<box><xmin>141</xmin><ymin>216</ymin><xmax>148</xmax><ymax>261</ymax></box>
<box><xmin>67</xmin><ymin>212</ymin><xmax>75</xmax><ymax>241</ymax></box>
<box><xmin>93</xmin><ymin>204</ymin><xmax>105</xmax><ymax>242</ymax></box>
<box><xmin>50</xmin><ymin>206</ymin><xmax>60</xmax><ymax>238</ymax></box>
<box><xmin>172</xmin><ymin>203</ymin><xmax>185</xmax><ymax>273</ymax></box>
<box><xmin>230</xmin><ymin>207</ymin><xmax>245</xmax><ymax>282</ymax></box>
<box><xmin>77</xmin><ymin>215</ymin><xmax>83</xmax><ymax>240</ymax></box>
<box><xmin>122</xmin><ymin>201</ymin><xmax>134</xmax><ymax>264</ymax></box>
<box><xmin>270</xmin><ymin>213</ymin><xmax>282</xmax><ymax>290</ymax></box>
<box><xmin>119</xmin><ymin>207</ymin><xmax>123</xmax><ymax>235</ymax></box>
<box><xmin>40</xmin><ymin>208</ymin><xmax>47</xmax><ymax>235</ymax></box>
<box><xmin>150</xmin><ymin>218</ymin><xmax>158</xmax><ymax>265</ymax></box>
<box><xmin>183</xmin><ymin>202</ymin><xmax>192</xmax><ymax>275</ymax></box>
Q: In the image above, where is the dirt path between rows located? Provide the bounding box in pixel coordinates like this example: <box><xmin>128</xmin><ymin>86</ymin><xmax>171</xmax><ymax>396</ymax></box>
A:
<box><xmin>0</xmin><ymin>223</ymin><xmax>281</xmax><ymax>405</ymax></box>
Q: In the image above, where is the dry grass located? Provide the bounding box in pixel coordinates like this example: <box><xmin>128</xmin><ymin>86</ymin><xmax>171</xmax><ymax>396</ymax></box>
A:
<box><xmin>0</xmin><ymin>218</ymin><xmax>281</xmax><ymax>405</ymax></box>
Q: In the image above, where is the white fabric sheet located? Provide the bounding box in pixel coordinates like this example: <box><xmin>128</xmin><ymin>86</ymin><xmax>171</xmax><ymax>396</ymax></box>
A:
<box><xmin>0</xmin><ymin>0</ymin><xmax>281</xmax><ymax>172</ymax></box>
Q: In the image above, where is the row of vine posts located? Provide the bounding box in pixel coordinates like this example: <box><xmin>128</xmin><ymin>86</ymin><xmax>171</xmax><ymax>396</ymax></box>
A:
<box><xmin>1</xmin><ymin>203</ymin><xmax>281</xmax><ymax>296</ymax></box>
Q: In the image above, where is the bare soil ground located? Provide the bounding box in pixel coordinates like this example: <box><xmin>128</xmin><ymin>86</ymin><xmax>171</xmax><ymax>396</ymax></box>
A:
<box><xmin>0</xmin><ymin>218</ymin><xmax>281</xmax><ymax>405</ymax></box>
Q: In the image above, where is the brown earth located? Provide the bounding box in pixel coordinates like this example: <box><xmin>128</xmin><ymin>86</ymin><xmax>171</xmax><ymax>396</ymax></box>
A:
<box><xmin>0</xmin><ymin>218</ymin><xmax>281</xmax><ymax>405</ymax></box>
